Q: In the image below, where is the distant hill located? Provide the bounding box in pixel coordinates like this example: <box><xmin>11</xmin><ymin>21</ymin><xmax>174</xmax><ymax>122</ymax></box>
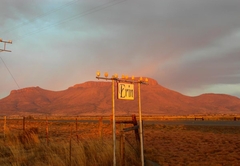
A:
<box><xmin>0</xmin><ymin>78</ymin><xmax>240</xmax><ymax>116</ymax></box>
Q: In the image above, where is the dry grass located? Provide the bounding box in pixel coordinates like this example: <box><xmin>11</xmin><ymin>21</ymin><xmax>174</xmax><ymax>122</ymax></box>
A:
<box><xmin>1</xmin><ymin>117</ymin><xmax>240</xmax><ymax>165</ymax></box>
<box><xmin>0</xmin><ymin>131</ymin><xmax>140</xmax><ymax>166</ymax></box>
<box><xmin>0</xmin><ymin>119</ymin><xmax>141</xmax><ymax>166</ymax></box>
<box><xmin>143</xmin><ymin>124</ymin><xmax>240</xmax><ymax>166</ymax></box>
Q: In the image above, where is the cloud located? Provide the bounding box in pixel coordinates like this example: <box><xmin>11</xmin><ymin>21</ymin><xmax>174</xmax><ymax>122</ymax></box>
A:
<box><xmin>1</xmin><ymin>0</ymin><xmax>240</xmax><ymax>99</ymax></box>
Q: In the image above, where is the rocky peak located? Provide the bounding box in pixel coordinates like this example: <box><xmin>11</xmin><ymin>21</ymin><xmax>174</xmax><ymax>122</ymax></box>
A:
<box><xmin>10</xmin><ymin>86</ymin><xmax>41</xmax><ymax>94</ymax></box>
<box><xmin>70</xmin><ymin>81</ymin><xmax>110</xmax><ymax>88</ymax></box>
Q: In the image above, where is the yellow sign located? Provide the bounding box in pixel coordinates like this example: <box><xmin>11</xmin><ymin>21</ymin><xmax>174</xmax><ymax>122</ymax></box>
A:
<box><xmin>117</xmin><ymin>83</ymin><xmax>134</xmax><ymax>100</ymax></box>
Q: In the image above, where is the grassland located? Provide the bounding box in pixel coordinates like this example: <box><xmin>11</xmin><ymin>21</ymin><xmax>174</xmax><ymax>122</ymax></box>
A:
<box><xmin>144</xmin><ymin>124</ymin><xmax>240</xmax><ymax>166</ymax></box>
<box><xmin>1</xmin><ymin>116</ymin><xmax>240</xmax><ymax>166</ymax></box>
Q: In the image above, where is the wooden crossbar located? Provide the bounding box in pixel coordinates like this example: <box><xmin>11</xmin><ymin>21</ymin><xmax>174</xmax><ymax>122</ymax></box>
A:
<box><xmin>123</xmin><ymin>125</ymin><xmax>139</xmax><ymax>132</ymax></box>
<box><xmin>116</xmin><ymin>120</ymin><xmax>133</xmax><ymax>124</ymax></box>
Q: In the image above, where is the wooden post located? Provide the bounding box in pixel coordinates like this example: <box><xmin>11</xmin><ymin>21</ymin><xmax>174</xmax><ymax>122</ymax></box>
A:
<box><xmin>110</xmin><ymin>115</ymin><xmax>113</xmax><ymax>125</ymax></box>
<box><xmin>132</xmin><ymin>115</ymin><xmax>140</xmax><ymax>144</ymax></box>
<box><xmin>75</xmin><ymin>117</ymin><xmax>78</xmax><ymax>132</ymax></box>
<box><xmin>46</xmin><ymin>116</ymin><xmax>49</xmax><ymax>146</ymax></box>
<box><xmin>142</xmin><ymin>120</ymin><xmax>144</xmax><ymax>149</ymax></box>
<box><xmin>69</xmin><ymin>127</ymin><xmax>72</xmax><ymax>166</ymax></box>
<box><xmin>3</xmin><ymin>116</ymin><xmax>6</xmax><ymax>139</ymax></box>
<box><xmin>120</xmin><ymin>123</ymin><xmax>125</xmax><ymax>166</ymax></box>
<box><xmin>99</xmin><ymin>117</ymin><xmax>103</xmax><ymax>140</ymax></box>
<box><xmin>138</xmin><ymin>82</ymin><xmax>144</xmax><ymax>166</ymax></box>
<box><xmin>76</xmin><ymin>117</ymin><xmax>79</xmax><ymax>143</ymax></box>
<box><xmin>23</xmin><ymin>116</ymin><xmax>26</xmax><ymax>131</ymax></box>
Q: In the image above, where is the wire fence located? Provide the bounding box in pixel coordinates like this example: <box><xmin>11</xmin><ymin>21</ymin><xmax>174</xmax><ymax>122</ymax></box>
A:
<box><xmin>0</xmin><ymin>115</ymin><xmax>141</xmax><ymax>165</ymax></box>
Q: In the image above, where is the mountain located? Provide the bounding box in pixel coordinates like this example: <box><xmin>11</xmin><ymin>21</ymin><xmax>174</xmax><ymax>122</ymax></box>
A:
<box><xmin>0</xmin><ymin>78</ymin><xmax>240</xmax><ymax>116</ymax></box>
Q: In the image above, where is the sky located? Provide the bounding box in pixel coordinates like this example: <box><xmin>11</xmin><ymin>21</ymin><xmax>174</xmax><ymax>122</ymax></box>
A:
<box><xmin>0</xmin><ymin>0</ymin><xmax>240</xmax><ymax>99</ymax></box>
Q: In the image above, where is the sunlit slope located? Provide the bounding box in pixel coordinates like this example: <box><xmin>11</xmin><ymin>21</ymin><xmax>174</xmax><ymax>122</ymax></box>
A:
<box><xmin>0</xmin><ymin>78</ymin><xmax>240</xmax><ymax>115</ymax></box>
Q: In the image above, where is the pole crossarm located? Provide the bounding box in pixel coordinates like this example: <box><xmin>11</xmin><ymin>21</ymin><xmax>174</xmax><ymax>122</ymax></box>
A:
<box><xmin>0</xmin><ymin>49</ymin><xmax>11</xmax><ymax>52</ymax></box>
<box><xmin>96</xmin><ymin>76</ymin><xmax>148</xmax><ymax>85</ymax></box>
<box><xmin>0</xmin><ymin>38</ymin><xmax>12</xmax><ymax>52</ymax></box>
<box><xmin>96</xmin><ymin>76</ymin><xmax>117</xmax><ymax>81</ymax></box>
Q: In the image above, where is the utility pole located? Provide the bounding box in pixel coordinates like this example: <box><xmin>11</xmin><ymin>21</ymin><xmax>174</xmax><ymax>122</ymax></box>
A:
<box><xmin>137</xmin><ymin>77</ymin><xmax>148</xmax><ymax>166</ymax></box>
<box><xmin>1</xmin><ymin>39</ymin><xmax>12</xmax><ymax>140</ymax></box>
<box><xmin>96</xmin><ymin>71</ymin><xmax>118</xmax><ymax>166</ymax></box>
<box><xmin>0</xmin><ymin>38</ymin><xmax>12</xmax><ymax>52</ymax></box>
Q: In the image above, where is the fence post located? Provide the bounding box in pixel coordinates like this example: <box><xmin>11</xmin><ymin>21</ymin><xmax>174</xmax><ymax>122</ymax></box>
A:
<box><xmin>3</xmin><ymin>116</ymin><xmax>6</xmax><ymax>139</ymax></box>
<box><xmin>110</xmin><ymin>115</ymin><xmax>113</xmax><ymax>125</ymax></box>
<box><xmin>132</xmin><ymin>115</ymin><xmax>140</xmax><ymax>144</ymax></box>
<box><xmin>69</xmin><ymin>126</ymin><xmax>72</xmax><ymax>166</ymax></box>
<box><xmin>99</xmin><ymin>117</ymin><xmax>103</xmax><ymax>140</ymax></box>
<box><xmin>120</xmin><ymin>123</ymin><xmax>125</xmax><ymax>166</ymax></box>
<box><xmin>23</xmin><ymin>116</ymin><xmax>26</xmax><ymax>131</ymax></box>
<box><xmin>46</xmin><ymin>116</ymin><xmax>49</xmax><ymax>145</ymax></box>
<box><xmin>76</xmin><ymin>117</ymin><xmax>79</xmax><ymax>142</ymax></box>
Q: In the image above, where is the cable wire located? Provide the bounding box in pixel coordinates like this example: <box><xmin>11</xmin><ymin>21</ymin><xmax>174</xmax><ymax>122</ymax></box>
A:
<box><xmin>0</xmin><ymin>56</ymin><xmax>21</xmax><ymax>89</ymax></box>
<box><xmin>13</xmin><ymin>0</ymin><xmax>127</xmax><ymax>42</ymax></box>
<box><xmin>0</xmin><ymin>0</ymin><xmax>80</xmax><ymax>35</ymax></box>
<box><xmin>0</xmin><ymin>0</ymin><xmax>128</xmax><ymax>102</ymax></box>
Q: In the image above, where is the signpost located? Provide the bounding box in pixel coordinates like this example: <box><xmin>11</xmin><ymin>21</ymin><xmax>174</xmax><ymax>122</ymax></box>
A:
<box><xmin>96</xmin><ymin>72</ymin><xmax>148</xmax><ymax>166</ymax></box>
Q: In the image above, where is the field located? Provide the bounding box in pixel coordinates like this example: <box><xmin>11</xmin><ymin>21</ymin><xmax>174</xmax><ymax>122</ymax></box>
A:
<box><xmin>144</xmin><ymin>124</ymin><xmax>240</xmax><ymax>166</ymax></box>
<box><xmin>0</xmin><ymin>116</ymin><xmax>240</xmax><ymax>166</ymax></box>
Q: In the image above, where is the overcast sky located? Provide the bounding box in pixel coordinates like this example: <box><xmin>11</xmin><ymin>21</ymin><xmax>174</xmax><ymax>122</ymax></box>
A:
<box><xmin>0</xmin><ymin>0</ymin><xmax>240</xmax><ymax>99</ymax></box>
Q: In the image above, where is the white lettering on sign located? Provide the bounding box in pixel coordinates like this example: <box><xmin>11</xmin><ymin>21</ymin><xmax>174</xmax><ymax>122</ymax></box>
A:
<box><xmin>117</xmin><ymin>83</ymin><xmax>134</xmax><ymax>100</ymax></box>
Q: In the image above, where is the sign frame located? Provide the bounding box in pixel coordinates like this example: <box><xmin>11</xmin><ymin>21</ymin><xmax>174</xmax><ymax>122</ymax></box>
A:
<box><xmin>117</xmin><ymin>82</ymin><xmax>134</xmax><ymax>100</ymax></box>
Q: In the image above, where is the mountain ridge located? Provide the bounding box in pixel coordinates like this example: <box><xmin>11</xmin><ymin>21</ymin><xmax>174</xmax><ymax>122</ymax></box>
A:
<box><xmin>0</xmin><ymin>78</ymin><xmax>240</xmax><ymax>116</ymax></box>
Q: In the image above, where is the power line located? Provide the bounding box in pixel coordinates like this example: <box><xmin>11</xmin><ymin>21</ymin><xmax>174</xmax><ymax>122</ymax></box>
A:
<box><xmin>12</xmin><ymin>0</ymin><xmax>127</xmax><ymax>42</ymax></box>
<box><xmin>0</xmin><ymin>0</ymin><xmax>128</xmax><ymax>99</ymax></box>
<box><xmin>0</xmin><ymin>55</ymin><xmax>31</xmax><ymax>104</ymax></box>
<box><xmin>0</xmin><ymin>56</ymin><xmax>21</xmax><ymax>89</ymax></box>
<box><xmin>0</xmin><ymin>0</ymin><xmax>80</xmax><ymax>35</ymax></box>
